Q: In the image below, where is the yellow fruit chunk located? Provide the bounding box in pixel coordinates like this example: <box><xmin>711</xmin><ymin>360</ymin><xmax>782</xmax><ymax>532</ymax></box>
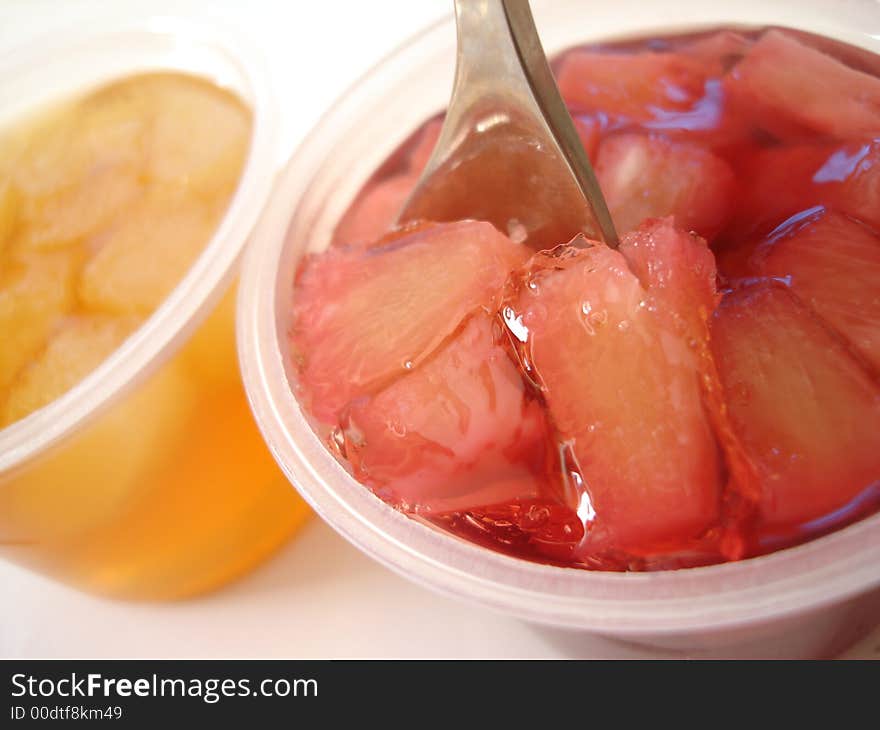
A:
<box><xmin>8</xmin><ymin>95</ymin><xmax>146</xmax><ymax>250</ymax></box>
<box><xmin>18</xmin><ymin>169</ymin><xmax>142</xmax><ymax>250</ymax></box>
<box><xmin>73</xmin><ymin>77</ymin><xmax>152</xmax><ymax>171</ymax></box>
<box><xmin>79</xmin><ymin>193</ymin><xmax>222</xmax><ymax>315</ymax></box>
<box><xmin>2</xmin><ymin>314</ymin><xmax>141</xmax><ymax>425</ymax></box>
<box><xmin>145</xmin><ymin>75</ymin><xmax>251</xmax><ymax>197</ymax></box>
<box><xmin>0</xmin><ymin>249</ymin><xmax>79</xmax><ymax>389</ymax></box>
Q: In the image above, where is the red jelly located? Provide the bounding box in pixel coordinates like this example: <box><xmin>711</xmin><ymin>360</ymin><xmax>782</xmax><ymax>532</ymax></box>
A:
<box><xmin>291</xmin><ymin>27</ymin><xmax>880</xmax><ymax>571</ymax></box>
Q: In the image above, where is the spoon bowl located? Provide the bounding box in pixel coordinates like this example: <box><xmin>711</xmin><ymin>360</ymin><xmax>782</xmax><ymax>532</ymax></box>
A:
<box><xmin>397</xmin><ymin>0</ymin><xmax>618</xmax><ymax>249</ymax></box>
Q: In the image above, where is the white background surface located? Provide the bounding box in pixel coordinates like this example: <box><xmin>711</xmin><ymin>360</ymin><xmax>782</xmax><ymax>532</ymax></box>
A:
<box><xmin>1</xmin><ymin>0</ymin><xmax>878</xmax><ymax>659</ymax></box>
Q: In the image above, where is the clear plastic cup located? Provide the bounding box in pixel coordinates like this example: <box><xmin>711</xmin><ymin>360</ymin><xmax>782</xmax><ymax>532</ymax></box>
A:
<box><xmin>0</xmin><ymin>16</ymin><xmax>309</xmax><ymax>599</ymax></box>
<box><xmin>238</xmin><ymin>0</ymin><xmax>880</xmax><ymax>656</ymax></box>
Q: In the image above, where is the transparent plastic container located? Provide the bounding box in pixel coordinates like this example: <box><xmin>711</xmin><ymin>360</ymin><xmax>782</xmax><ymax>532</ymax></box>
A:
<box><xmin>0</xmin><ymin>16</ymin><xmax>309</xmax><ymax>599</ymax></box>
<box><xmin>238</xmin><ymin>0</ymin><xmax>880</xmax><ymax>657</ymax></box>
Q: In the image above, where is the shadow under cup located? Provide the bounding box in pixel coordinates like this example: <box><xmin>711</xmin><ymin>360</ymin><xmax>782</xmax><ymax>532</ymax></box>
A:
<box><xmin>0</xmin><ymin>19</ymin><xmax>309</xmax><ymax>600</ymax></box>
<box><xmin>236</xmin><ymin>0</ymin><xmax>880</xmax><ymax>657</ymax></box>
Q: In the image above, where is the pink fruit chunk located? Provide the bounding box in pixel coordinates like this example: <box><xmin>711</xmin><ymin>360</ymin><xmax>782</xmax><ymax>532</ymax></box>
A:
<box><xmin>726</xmin><ymin>29</ymin><xmax>880</xmax><ymax>139</ymax></box>
<box><xmin>640</xmin><ymin>32</ymin><xmax>755</xmax><ymax>150</ymax></box>
<box><xmin>333</xmin><ymin>118</ymin><xmax>443</xmax><ymax>247</ymax></box>
<box><xmin>595</xmin><ymin>133</ymin><xmax>736</xmax><ymax>238</ymax></box>
<box><xmin>556</xmin><ymin>50</ymin><xmax>706</xmax><ymax>122</ymax></box>
<box><xmin>746</xmin><ymin>208</ymin><xmax>880</xmax><ymax>372</ymax></box>
<box><xmin>728</xmin><ymin>143</ymin><xmax>832</xmax><ymax>238</ymax></box>
<box><xmin>731</xmin><ymin>138</ymin><xmax>880</xmax><ymax>238</ymax></box>
<box><xmin>332</xmin><ymin>172</ymin><xmax>418</xmax><ymax>246</ymax></box>
<box><xmin>621</xmin><ymin>219</ymin><xmax>762</xmax><ymax>520</ymax></box>
<box><xmin>291</xmin><ymin>221</ymin><xmax>529</xmax><ymax>423</ymax></box>
<box><xmin>681</xmin><ymin>31</ymin><xmax>752</xmax><ymax>76</ymax></box>
<box><xmin>618</xmin><ymin>218</ymin><xmax>718</xmax><ymax>313</ymax></box>
<box><xmin>573</xmin><ymin>116</ymin><xmax>600</xmax><ymax>160</ymax></box>
<box><xmin>711</xmin><ymin>281</ymin><xmax>880</xmax><ymax>530</ymax></box>
<box><xmin>640</xmin><ymin>79</ymin><xmax>753</xmax><ymax>151</ymax></box>
<box><xmin>340</xmin><ymin>313</ymin><xmax>558</xmax><ymax>514</ymax></box>
<box><xmin>813</xmin><ymin>140</ymin><xmax>880</xmax><ymax>229</ymax></box>
<box><xmin>504</xmin><ymin>237</ymin><xmax>721</xmax><ymax>554</ymax></box>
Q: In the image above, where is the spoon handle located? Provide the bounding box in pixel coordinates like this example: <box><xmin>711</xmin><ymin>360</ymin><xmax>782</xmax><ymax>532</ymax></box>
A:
<box><xmin>498</xmin><ymin>0</ymin><xmax>618</xmax><ymax>247</ymax></box>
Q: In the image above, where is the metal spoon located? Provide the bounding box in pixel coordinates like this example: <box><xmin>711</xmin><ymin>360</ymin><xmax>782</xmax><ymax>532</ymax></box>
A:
<box><xmin>397</xmin><ymin>0</ymin><xmax>618</xmax><ymax>250</ymax></box>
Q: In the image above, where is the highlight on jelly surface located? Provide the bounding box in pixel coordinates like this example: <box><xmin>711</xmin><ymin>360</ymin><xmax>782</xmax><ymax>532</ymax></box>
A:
<box><xmin>290</xmin><ymin>27</ymin><xmax>880</xmax><ymax>571</ymax></box>
<box><xmin>0</xmin><ymin>72</ymin><xmax>309</xmax><ymax>599</ymax></box>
